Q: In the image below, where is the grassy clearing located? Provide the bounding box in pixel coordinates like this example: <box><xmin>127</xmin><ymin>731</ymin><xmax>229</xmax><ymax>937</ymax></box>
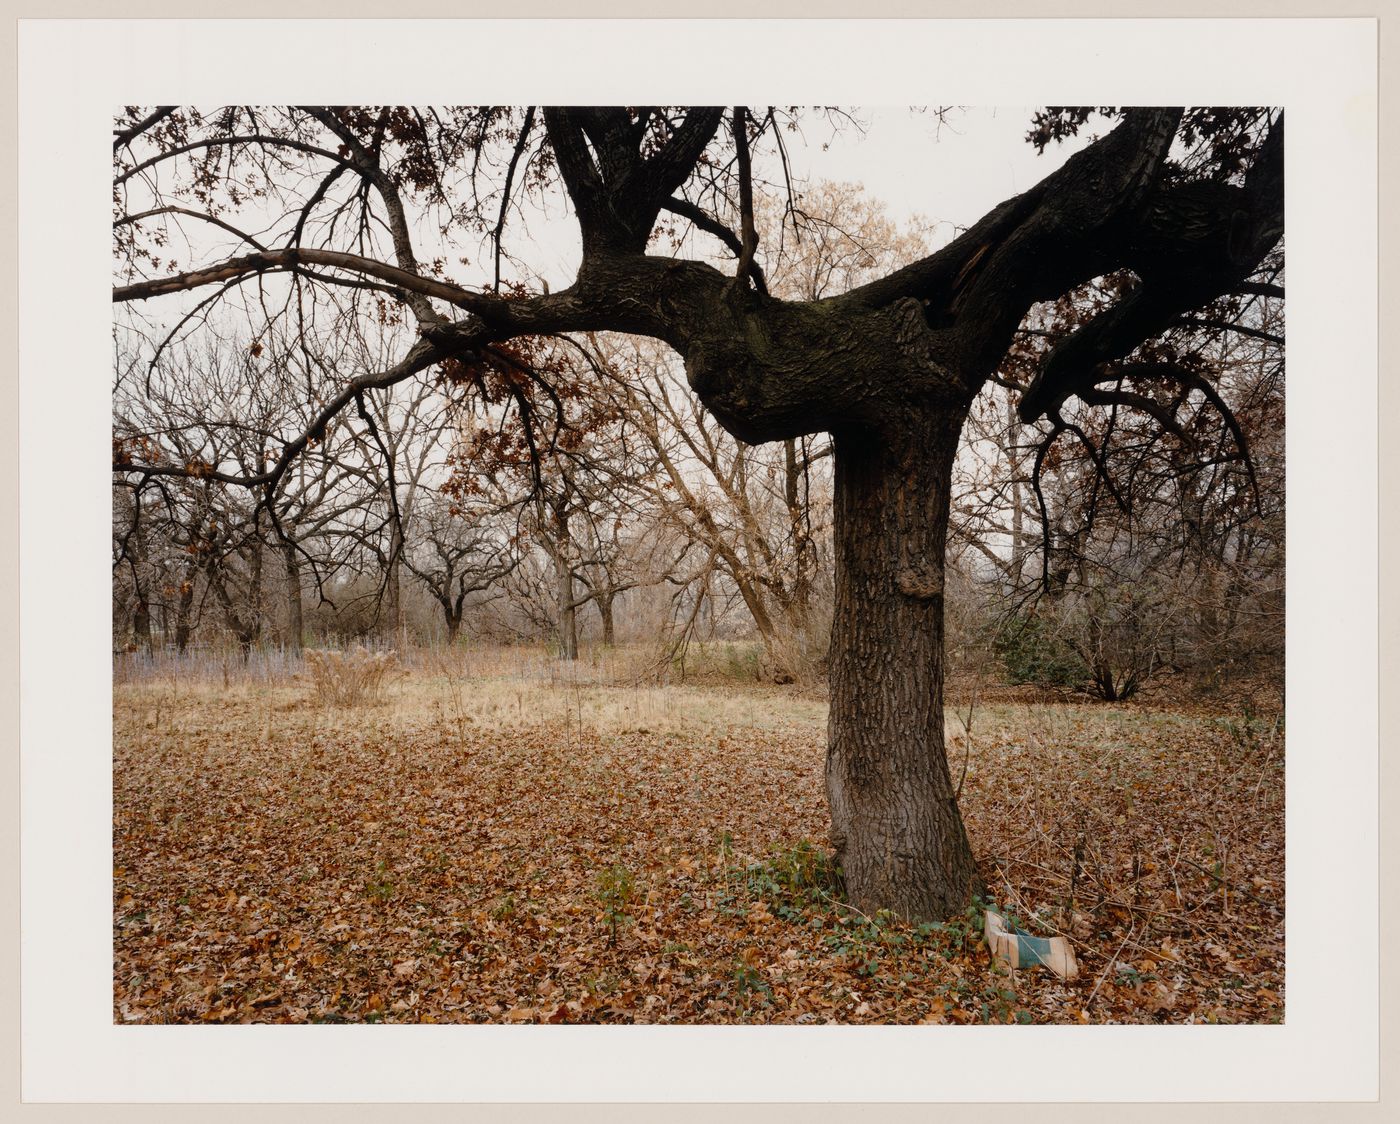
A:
<box><xmin>113</xmin><ymin>652</ymin><xmax>1283</xmax><ymax>1025</ymax></box>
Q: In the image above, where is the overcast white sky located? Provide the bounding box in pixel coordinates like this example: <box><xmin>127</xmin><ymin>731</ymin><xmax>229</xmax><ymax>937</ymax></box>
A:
<box><xmin>507</xmin><ymin>105</ymin><xmax>1084</xmax><ymax>292</ymax></box>
<box><xmin>789</xmin><ymin>106</ymin><xmax>1080</xmax><ymax>230</ymax></box>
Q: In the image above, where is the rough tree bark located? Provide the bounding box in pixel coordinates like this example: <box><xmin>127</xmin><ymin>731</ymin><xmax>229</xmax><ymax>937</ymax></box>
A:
<box><xmin>828</xmin><ymin>408</ymin><xmax>982</xmax><ymax>917</ymax></box>
<box><xmin>678</xmin><ymin>286</ymin><xmax>993</xmax><ymax>914</ymax></box>
<box><xmin>438</xmin><ymin>591</ymin><xmax>465</xmax><ymax>644</ymax></box>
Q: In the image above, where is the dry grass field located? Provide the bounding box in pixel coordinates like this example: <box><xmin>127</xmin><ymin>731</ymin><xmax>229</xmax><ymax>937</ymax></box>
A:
<box><xmin>114</xmin><ymin>645</ymin><xmax>1284</xmax><ymax>1025</ymax></box>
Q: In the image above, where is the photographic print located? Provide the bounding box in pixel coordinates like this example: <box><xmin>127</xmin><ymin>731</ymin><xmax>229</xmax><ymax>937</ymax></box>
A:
<box><xmin>110</xmin><ymin>101</ymin><xmax>1286</xmax><ymax>1028</ymax></box>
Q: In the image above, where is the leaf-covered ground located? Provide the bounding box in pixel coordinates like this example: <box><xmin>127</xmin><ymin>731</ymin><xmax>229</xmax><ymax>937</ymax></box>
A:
<box><xmin>113</xmin><ymin>659</ymin><xmax>1284</xmax><ymax>1024</ymax></box>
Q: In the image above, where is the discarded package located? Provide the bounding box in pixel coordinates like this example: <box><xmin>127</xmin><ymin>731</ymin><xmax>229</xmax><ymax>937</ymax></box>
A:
<box><xmin>984</xmin><ymin>909</ymin><xmax>1079</xmax><ymax>980</ymax></box>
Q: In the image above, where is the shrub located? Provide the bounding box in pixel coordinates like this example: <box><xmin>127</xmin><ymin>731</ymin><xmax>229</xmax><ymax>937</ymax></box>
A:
<box><xmin>992</xmin><ymin>613</ymin><xmax>1086</xmax><ymax>688</ymax></box>
<box><xmin>303</xmin><ymin>646</ymin><xmax>398</xmax><ymax>707</ymax></box>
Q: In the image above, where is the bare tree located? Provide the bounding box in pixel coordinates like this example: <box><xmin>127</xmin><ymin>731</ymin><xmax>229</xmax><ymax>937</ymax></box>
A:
<box><xmin>402</xmin><ymin>491</ymin><xmax>518</xmax><ymax>644</ymax></box>
<box><xmin>970</xmin><ymin>264</ymin><xmax>1285</xmax><ymax>699</ymax></box>
<box><xmin>590</xmin><ymin>336</ymin><xmax>831</xmax><ymax>680</ymax></box>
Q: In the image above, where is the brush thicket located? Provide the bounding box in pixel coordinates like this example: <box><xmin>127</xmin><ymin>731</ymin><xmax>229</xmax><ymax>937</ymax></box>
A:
<box><xmin>303</xmin><ymin>647</ymin><xmax>398</xmax><ymax>706</ymax></box>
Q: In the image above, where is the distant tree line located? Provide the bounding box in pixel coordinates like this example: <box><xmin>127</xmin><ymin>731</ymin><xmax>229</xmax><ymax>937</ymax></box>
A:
<box><xmin>113</xmin><ymin>181</ymin><xmax>1281</xmax><ymax>700</ymax></box>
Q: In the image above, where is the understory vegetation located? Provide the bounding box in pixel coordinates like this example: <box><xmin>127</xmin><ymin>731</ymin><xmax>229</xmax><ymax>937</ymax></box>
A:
<box><xmin>114</xmin><ymin>646</ymin><xmax>1283</xmax><ymax>1025</ymax></box>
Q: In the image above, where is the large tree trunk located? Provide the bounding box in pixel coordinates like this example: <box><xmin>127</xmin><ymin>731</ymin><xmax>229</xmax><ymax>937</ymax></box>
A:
<box><xmin>208</xmin><ymin>566</ymin><xmax>257</xmax><ymax>662</ymax></box>
<box><xmin>443</xmin><ymin>584</ymin><xmax>465</xmax><ymax>645</ymax></box>
<box><xmin>826</xmin><ymin>407</ymin><xmax>983</xmax><ymax>920</ymax></box>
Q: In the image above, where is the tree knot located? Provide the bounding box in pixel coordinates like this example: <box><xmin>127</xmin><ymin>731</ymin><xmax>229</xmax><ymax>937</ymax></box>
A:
<box><xmin>896</xmin><ymin>564</ymin><xmax>943</xmax><ymax>600</ymax></box>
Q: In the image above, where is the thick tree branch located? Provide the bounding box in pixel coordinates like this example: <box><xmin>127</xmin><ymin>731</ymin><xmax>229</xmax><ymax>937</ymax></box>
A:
<box><xmin>1176</xmin><ymin>316</ymin><xmax>1283</xmax><ymax>347</ymax></box>
<box><xmin>1233</xmin><ymin>281</ymin><xmax>1284</xmax><ymax>300</ymax></box>
<box><xmin>115</xmin><ymin>247</ymin><xmax>475</xmax><ymax>308</ymax></box>
<box><xmin>1019</xmin><ymin>115</ymin><xmax>1283</xmax><ymax>422</ymax></box>
<box><xmin>838</xmin><ymin>108</ymin><xmax>1181</xmax><ymax>330</ymax></box>
<box><xmin>543</xmin><ymin>107</ymin><xmax>724</xmax><ymax>255</ymax></box>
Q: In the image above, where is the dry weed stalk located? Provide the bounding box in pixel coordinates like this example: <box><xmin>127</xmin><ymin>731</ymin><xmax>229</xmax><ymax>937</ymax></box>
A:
<box><xmin>303</xmin><ymin>647</ymin><xmax>398</xmax><ymax>707</ymax></box>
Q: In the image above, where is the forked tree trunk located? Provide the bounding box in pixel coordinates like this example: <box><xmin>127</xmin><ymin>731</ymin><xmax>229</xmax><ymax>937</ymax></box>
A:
<box><xmin>826</xmin><ymin>407</ymin><xmax>983</xmax><ymax>920</ymax></box>
<box><xmin>443</xmin><ymin>585</ymin><xmax>465</xmax><ymax>645</ymax></box>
